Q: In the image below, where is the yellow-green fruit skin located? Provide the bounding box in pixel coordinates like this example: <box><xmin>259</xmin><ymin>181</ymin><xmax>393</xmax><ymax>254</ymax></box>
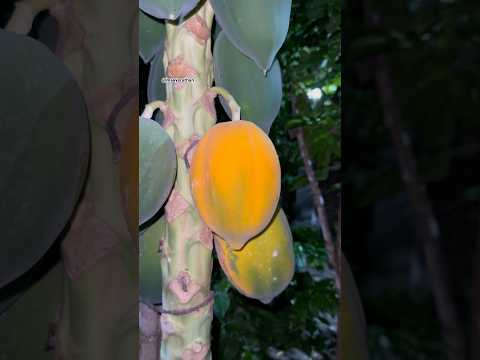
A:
<box><xmin>190</xmin><ymin>120</ymin><xmax>281</xmax><ymax>250</ymax></box>
<box><xmin>214</xmin><ymin>209</ymin><xmax>295</xmax><ymax>304</ymax></box>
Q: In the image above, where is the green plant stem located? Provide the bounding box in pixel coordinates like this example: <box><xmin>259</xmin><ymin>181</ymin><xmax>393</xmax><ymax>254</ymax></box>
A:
<box><xmin>159</xmin><ymin>1</ymin><xmax>216</xmax><ymax>359</ymax></box>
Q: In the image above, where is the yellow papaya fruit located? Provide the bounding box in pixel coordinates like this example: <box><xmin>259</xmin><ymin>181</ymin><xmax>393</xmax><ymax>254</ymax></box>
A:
<box><xmin>190</xmin><ymin>120</ymin><xmax>281</xmax><ymax>249</ymax></box>
<box><xmin>214</xmin><ymin>209</ymin><xmax>295</xmax><ymax>304</ymax></box>
<box><xmin>120</xmin><ymin>108</ymin><xmax>139</xmax><ymax>242</ymax></box>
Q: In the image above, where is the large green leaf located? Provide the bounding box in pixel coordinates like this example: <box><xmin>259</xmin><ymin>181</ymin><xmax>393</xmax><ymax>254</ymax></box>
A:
<box><xmin>147</xmin><ymin>53</ymin><xmax>167</xmax><ymax>103</ymax></box>
<box><xmin>139</xmin><ymin>216</ymin><xmax>165</xmax><ymax>305</ymax></box>
<box><xmin>139</xmin><ymin>117</ymin><xmax>176</xmax><ymax>225</ymax></box>
<box><xmin>148</xmin><ymin>53</ymin><xmax>167</xmax><ymax>124</ymax></box>
<box><xmin>139</xmin><ymin>11</ymin><xmax>166</xmax><ymax>63</ymax></box>
<box><xmin>211</xmin><ymin>0</ymin><xmax>292</xmax><ymax>72</ymax></box>
<box><xmin>0</xmin><ymin>30</ymin><xmax>89</xmax><ymax>288</ymax></box>
<box><xmin>140</xmin><ymin>0</ymin><xmax>199</xmax><ymax>21</ymax></box>
<box><xmin>338</xmin><ymin>253</ymin><xmax>369</xmax><ymax>360</ymax></box>
<box><xmin>214</xmin><ymin>31</ymin><xmax>282</xmax><ymax>133</ymax></box>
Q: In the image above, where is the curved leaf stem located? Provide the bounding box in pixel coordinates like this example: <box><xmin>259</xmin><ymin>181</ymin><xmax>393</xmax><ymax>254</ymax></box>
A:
<box><xmin>5</xmin><ymin>2</ymin><xmax>36</xmax><ymax>34</ymax></box>
<box><xmin>141</xmin><ymin>100</ymin><xmax>168</xmax><ymax>119</ymax></box>
<box><xmin>209</xmin><ymin>86</ymin><xmax>241</xmax><ymax>121</ymax></box>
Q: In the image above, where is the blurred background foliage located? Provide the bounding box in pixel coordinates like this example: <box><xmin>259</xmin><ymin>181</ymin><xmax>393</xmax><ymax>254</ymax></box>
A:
<box><xmin>344</xmin><ymin>0</ymin><xmax>480</xmax><ymax>359</ymax></box>
<box><xmin>208</xmin><ymin>0</ymin><xmax>341</xmax><ymax>358</ymax></box>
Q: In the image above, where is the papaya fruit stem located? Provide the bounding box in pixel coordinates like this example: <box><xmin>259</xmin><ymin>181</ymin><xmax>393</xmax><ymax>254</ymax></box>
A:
<box><xmin>141</xmin><ymin>100</ymin><xmax>168</xmax><ymax>119</ymax></box>
<box><xmin>209</xmin><ymin>86</ymin><xmax>241</xmax><ymax>121</ymax></box>
<box><xmin>4</xmin><ymin>2</ymin><xmax>36</xmax><ymax>34</ymax></box>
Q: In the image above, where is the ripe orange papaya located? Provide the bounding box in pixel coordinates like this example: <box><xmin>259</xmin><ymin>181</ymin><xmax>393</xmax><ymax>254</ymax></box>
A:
<box><xmin>214</xmin><ymin>209</ymin><xmax>295</xmax><ymax>304</ymax></box>
<box><xmin>190</xmin><ymin>120</ymin><xmax>281</xmax><ymax>249</ymax></box>
<box><xmin>120</xmin><ymin>110</ymin><xmax>139</xmax><ymax>242</ymax></box>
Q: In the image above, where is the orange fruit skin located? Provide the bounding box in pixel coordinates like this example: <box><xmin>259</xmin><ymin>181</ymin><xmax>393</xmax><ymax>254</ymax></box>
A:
<box><xmin>190</xmin><ymin>120</ymin><xmax>281</xmax><ymax>249</ymax></box>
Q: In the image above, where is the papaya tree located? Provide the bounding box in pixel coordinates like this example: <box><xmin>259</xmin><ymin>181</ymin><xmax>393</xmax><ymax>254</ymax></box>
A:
<box><xmin>138</xmin><ymin>0</ymin><xmax>295</xmax><ymax>358</ymax></box>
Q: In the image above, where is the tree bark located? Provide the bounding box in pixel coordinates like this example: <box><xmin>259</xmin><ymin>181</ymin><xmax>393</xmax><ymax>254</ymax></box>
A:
<box><xmin>289</xmin><ymin>127</ymin><xmax>340</xmax><ymax>290</ymax></box>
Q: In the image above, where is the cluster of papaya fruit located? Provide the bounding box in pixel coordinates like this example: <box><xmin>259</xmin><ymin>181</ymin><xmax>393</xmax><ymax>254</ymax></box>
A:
<box><xmin>190</xmin><ymin>119</ymin><xmax>295</xmax><ymax>304</ymax></box>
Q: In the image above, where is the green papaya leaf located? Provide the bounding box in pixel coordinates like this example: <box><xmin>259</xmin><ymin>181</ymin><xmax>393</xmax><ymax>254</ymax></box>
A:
<box><xmin>139</xmin><ymin>11</ymin><xmax>166</xmax><ymax>63</ymax></box>
<box><xmin>147</xmin><ymin>53</ymin><xmax>167</xmax><ymax>103</ymax></box>
<box><xmin>211</xmin><ymin>0</ymin><xmax>292</xmax><ymax>72</ymax></box>
<box><xmin>214</xmin><ymin>31</ymin><xmax>282</xmax><ymax>133</ymax></box>
<box><xmin>0</xmin><ymin>30</ymin><xmax>89</xmax><ymax>288</ymax></box>
<box><xmin>140</xmin><ymin>0</ymin><xmax>199</xmax><ymax>21</ymax></box>
<box><xmin>147</xmin><ymin>52</ymin><xmax>167</xmax><ymax>125</ymax></box>
<box><xmin>339</xmin><ymin>253</ymin><xmax>369</xmax><ymax>360</ymax></box>
<box><xmin>140</xmin><ymin>216</ymin><xmax>165</xmax><ymax>305</ymax></box>
<box><xmin>140</xmin><ymin>117</ymin><xmax>177</xmax><ymax>225</ymax></box>
<box><xmin>0</xmin><ymin>264</ymin><xmax>63</xmax><ymax>360</ymax></box>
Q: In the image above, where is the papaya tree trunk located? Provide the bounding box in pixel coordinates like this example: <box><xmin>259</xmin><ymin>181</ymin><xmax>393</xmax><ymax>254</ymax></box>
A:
<box><xmin>158</xmin><ymin>1</ymin><xmax>216</xmax><ymax>358</ymax></box>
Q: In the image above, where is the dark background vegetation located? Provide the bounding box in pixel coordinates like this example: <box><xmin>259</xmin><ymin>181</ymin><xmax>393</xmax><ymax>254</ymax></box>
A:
<box><xmin>344</xmin><ymin>0</ymin><xmax>480</xmax><ymax>359</ymax></box>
